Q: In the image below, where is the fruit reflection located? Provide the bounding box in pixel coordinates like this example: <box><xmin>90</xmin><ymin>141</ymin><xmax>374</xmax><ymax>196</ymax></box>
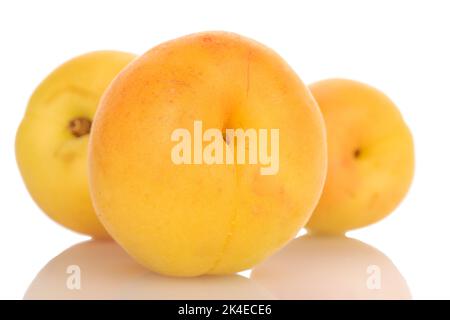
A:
<box><xmin>24</xmin><ymin>240</ymin><xmax>273</xmax><ymax>300</ymax></box>
<box><xmin>251</xmin><ymin>235</ymin><xmax>411</xmax><ymax>299</ymax></box>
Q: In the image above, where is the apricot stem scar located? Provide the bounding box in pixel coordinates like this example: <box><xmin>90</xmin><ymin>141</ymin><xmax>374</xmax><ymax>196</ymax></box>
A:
<box><xmin>69</xmin><ymin>117</ymin><xmax>91</xmax><ymax>137</ymax></box>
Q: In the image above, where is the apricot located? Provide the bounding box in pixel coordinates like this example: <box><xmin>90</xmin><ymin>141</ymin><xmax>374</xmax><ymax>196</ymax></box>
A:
<box><xmin>306</xmin><ymin>79</ymin><xmax>414</xmax><ymax>234</ymax></box>
<box><xmin>16</xmin><ymin>51</ymin><xmax>136</xmax><ymax>238</ymax></box>
<box><xmin>89</xmin><ymin>32</ymin><xmax>327</xmax><ymax>276</ymax></box>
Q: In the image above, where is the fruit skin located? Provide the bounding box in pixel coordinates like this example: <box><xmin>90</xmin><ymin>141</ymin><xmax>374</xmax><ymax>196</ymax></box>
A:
<box><xmin>16</xmin><ymin>51</ymin><xmax>136</xmax><ymax>238</ymax></box>
<box><xmin>251</xmin><ymin>235</ymin><xmax>411</xmax><ymax>299</ymax></box>
<box><xmin>306</xmin><ymin>79</ymin><xmax>414</xmax><ymax>234</ymax></box>
<box><xmin>89</xmin><ymin>31</ymin><xmax>327</xmax><ymax>276</ymax></box>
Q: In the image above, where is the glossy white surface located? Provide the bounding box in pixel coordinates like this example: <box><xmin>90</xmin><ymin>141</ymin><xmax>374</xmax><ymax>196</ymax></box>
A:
<box><xmin>1</xmin><ymin>0</ymin><xmax>450</xmax><ymax>299</ymax></box>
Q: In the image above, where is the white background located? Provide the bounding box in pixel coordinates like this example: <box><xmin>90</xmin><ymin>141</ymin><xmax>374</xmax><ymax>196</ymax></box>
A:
<box><xmin>1</xmin><ymin>0</ymin><xmax>449</xmax><ymax>299</ymax></box>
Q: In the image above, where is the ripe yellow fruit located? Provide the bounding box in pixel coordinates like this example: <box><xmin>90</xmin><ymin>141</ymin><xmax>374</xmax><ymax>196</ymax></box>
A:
<box><xmin>16</xmin><ymin>51</ymin><xmax>136</xmax><ymax>238</ymax></box>
<box><xmin>306</xmin><ymin>79</ymin><xmax>414</xmax><ymax>234</ymax></box>
<box><xmin>89</xmin><ymin>32</ymin><xmax>327</xmax><ymax>276</ymax></box>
